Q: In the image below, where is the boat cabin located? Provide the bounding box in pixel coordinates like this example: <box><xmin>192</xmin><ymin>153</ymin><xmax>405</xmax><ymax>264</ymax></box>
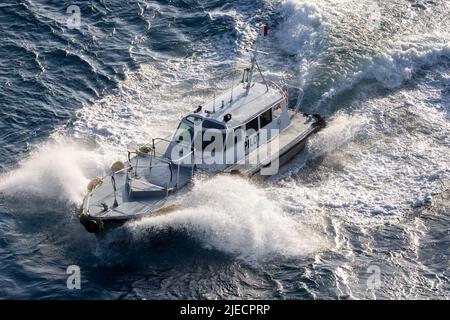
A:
<box><xmin>168</xmin><ymin>81</ymin><xmax>292</xmax><ymax>169</ymax></box>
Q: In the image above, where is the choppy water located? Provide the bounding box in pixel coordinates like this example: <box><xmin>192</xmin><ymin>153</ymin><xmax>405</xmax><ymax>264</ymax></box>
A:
<box><xmin>0</xmin><ymin>0</ymin><xmax>449</xmax><ymax>299</ymax></box>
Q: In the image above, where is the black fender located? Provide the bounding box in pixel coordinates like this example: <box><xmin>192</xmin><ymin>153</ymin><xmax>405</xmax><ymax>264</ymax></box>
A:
<box><xmin>80</xmin><ymin>213</ymin><xmax>104</xmax><ymax>234</ymax></box>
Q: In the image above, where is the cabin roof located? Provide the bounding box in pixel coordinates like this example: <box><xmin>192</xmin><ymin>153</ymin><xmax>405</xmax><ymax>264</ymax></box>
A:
<box><xmin>196</xmin><ymin>82</ymin><xmax>283</xmax><ymax>128</ymax></box>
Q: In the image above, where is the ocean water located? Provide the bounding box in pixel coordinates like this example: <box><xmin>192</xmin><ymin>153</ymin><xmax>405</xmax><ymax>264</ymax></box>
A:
<box><xmin>0</xmin><ymin>0</ymin><xmax>449</xmax><ymax>299</ymax></box>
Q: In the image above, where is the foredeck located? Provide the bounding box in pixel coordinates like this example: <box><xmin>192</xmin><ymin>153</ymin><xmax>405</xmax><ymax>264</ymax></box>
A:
<box><xmin>85</xmin><ymin>154</ymin><xmax>193</xmax><ymax>220</ymax></box>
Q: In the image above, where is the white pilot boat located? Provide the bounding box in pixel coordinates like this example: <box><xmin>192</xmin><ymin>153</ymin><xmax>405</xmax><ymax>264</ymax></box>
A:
<box><xmin>79</xmin><ymin>25</ymin><xmax>325</xmax><ymax>234</ymax></box>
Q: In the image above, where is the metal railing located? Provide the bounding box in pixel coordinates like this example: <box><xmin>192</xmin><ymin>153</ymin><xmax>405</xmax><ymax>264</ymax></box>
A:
<box><xmin>267</xmin><ymin>81</ymin><xmax>304</xmax><ymax>120</ymax></box>
<box><xmin>86</xmin><ymin>139</ymin><xmax>197</xmax><ymax>211</ymax></box>
<box><xmin>125</xmin><ymin>137</ymin><xmax>197</xmax><ymax>195</ymax></box>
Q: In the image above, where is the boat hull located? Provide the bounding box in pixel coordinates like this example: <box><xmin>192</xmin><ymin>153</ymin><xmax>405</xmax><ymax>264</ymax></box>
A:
<box><xmin>275</xmin><ymin>114</ymin><xmax>325</xmax><ymax>171</ymax></box>
<box><xmin>79</xmin><ymin>113</ymin><xmax>326</xmax><ymax>234</ymax></box>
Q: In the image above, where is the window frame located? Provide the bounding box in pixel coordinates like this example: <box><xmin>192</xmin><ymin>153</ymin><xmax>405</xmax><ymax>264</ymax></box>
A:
<box><xmin>259</xmin><ymin>108</ymin><xmax>273</xmax><ymax>128</ymax></box>
<box><xmin>245</xmin><ymin>117</ymin><xmax>260</xmax><ymax>133</ymax></box>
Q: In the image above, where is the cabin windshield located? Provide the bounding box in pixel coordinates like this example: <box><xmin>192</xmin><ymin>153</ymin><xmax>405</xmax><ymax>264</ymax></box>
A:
<box><xmin>174</xmin><ymin>115</ymin><xmax>227</xmax><ymax>151</ymax></box>
<box><xmin>199</xmin><ymin>119</ymin><xmax>226</xmax><ymax>151</ymax></box>
<box><xmin>174</xmin><ymin>116</ymin><xmax>195</xmax><ymax>146</ymax></box>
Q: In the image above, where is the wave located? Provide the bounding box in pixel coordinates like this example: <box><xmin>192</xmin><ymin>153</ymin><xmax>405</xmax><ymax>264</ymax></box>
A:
<box><xmin>0</xmin><ymin>139</ymin><xmax>111</xmax><ymax>205</ymax></box>
<box><xmin>126</xmin><ymin>175</ymin><xmax>328</xmax><ymax>263</ymax></box>
<box><xmin>319</xmin><ymin>43</ymin><xmax>450</xmax><ymax>107</ymax></box>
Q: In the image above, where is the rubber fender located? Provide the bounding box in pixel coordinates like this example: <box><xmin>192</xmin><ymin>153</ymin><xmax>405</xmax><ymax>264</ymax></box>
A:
<box><xmin>87</xmin><ymin>177</ymin><xmax>103</xmax><ymax>192</ymax></box>
<box><xmin>111</xmin><ymin>161</ymin><xmax>125</xmax><ymax>173</ymax></box>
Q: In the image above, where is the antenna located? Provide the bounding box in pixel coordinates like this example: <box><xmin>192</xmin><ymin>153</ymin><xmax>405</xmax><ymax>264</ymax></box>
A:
<box><xmin>246</xmin><ymin>23</ymin><xmax>270</xmax><ymax>94</ymax></box>
<box><xmin>229</xmin><ymin>79</ymin><xmax>234</xmax><ymax>104</ymax></box>
<box><xmin>230</xmin><ymin>73</ymin><xmax>237</xmax><ymax>104</ymax></box>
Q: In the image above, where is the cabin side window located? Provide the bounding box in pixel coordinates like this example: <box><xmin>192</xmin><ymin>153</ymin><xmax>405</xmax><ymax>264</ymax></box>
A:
<box><xmin>245</xmin><ymin>117</ymin><xmax>259</xmax><ymax>133</ymax></box>
<box><xmin>259</xmin><ymin>108</ymin><xmax>272</xmax><ymax>128</ymax></box>
<box><xmin>234</xmin><ymin>127</ymin><xmax>244</xmax><ymax>144</ymax></box>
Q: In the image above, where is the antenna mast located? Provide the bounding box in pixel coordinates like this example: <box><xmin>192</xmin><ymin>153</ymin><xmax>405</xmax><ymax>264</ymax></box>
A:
<box><xmin>246</xmin><ymin>24</ymin><xmax>270</xmax><ymax>94</ymax></box>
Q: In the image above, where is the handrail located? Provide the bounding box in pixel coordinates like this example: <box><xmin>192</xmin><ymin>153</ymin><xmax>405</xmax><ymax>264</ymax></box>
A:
<box><xmin>153</xmin><ymin>137</ymin><xmax>194</xmax><ymax>150</ymax></box>
<box><xmin>129</xmin><ymin>150</ymin><xmax>172</xmax><ymax>165</ymax></box>
<box><xmin>171</xmin><ymin>149</ymin><xmax>195</xmax><ymax>165</ymax></box>
<box><xmin>178</xmin><ymin>69</ymin><xmax>245</xmax><ymax>120</ymax></box>
<box><xmin>89</xmin><ymin>137</ymin><xmax>198</xmax><ymax>204</ymax></box>
<box><xmin>91</xmin><ymin>165</ymin><xmax>132</xmax><ymax>185</ymax></box>
<box><xmin>268</xmin><ymin>80</ymin><xmax>283</xmax><ymax>92</ymax></box>
<box><xmin>269</xmin><ymin>81</ymin><xmax>304</xmax><ymax>119</ymax></box>
<box><xmin>152</xmin><ymin>137</ymin><xmax>173</xmax><ymax>145</ymax></box>
<box><xmin>290</xmin><ymin>87</ymin><xmax>304</xmax><ymax>120</ymax></box>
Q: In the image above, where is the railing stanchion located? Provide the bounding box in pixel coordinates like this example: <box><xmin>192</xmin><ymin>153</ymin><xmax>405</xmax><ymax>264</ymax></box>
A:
<box><xmin>191</xmin><ymin>154</ymin><xmax>195</xmax><ymax>177</ymax></box>
<box><xmin>111</xmin><ymin>174</ymin><xmax>119</xmax><ymax>208</ymax></box>
<box><xmin>177</xmin><ymin>163</ymin><xmax>180</xmax><ymax>189</ymax></box>
<box><xmin>149</xmin><ymin>153</ymin><xmax>153</xmax><ymax>171</ymax></box>
<box><xmin>135</xmin><ymin>155</ymin><xmax>139</xmax><ymax>177</ymax></box>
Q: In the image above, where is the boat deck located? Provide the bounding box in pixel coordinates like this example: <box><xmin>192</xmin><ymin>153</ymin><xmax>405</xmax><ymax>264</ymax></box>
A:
<box><xmin>85</xmin><ymin>155</ymin><xmax>193</xmax><ymax>220</ymax></box>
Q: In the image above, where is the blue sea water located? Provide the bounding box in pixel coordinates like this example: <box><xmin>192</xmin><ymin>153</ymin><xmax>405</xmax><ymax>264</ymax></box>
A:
<box><xmin>0</xmin><ymin>0</ymin><xmax>449</xmax><ymax>299</ymax></box>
